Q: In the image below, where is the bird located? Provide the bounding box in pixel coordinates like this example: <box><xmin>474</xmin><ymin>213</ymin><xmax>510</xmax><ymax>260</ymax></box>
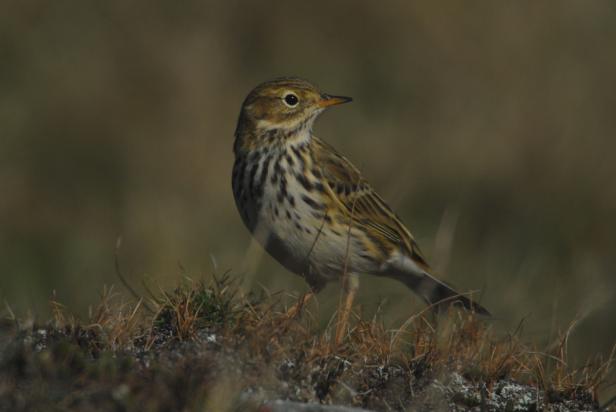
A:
<box><xmin>231</xmin><ymin>77</ymin><xmax>490</xmax><ymax>343</ymax></box>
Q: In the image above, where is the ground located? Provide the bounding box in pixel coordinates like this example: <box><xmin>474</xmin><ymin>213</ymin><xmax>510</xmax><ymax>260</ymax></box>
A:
<box><xmin>0</xmin><ymin>275</ymin><xmax>611</xmax><ymax>411</ymax></box>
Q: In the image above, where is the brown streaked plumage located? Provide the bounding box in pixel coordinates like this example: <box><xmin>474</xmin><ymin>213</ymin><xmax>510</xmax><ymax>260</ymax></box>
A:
<box><xmin>232</xmin><ymin>77</ymin><xmax>489</xmax><ymax>341</ymax></box>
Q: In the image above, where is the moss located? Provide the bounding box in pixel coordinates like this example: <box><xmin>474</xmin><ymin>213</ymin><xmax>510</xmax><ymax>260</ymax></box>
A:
<box><xmin>0</xmin><ymin>275</ymin><xmax>609</xmax><ymax>411</ymax></box>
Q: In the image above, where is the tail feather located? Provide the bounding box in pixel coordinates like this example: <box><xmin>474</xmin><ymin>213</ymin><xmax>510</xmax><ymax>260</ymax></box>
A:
<box><xmin>392</xmin><ymin>270</ymin><xmax>491</xmax><ymax>316</ymax></box>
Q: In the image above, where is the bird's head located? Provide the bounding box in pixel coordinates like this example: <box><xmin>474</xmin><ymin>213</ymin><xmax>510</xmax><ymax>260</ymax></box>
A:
<box><xmin>235</xmin><ymin>77</ymin><xmax>351</xmax><ymax>149</ymax></box>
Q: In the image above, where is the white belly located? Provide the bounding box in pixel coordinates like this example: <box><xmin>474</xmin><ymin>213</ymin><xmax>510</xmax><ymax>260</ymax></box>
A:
<box><xmin>235</xmin><ymin>139</ymin><xmax>378</xmax><ymax>283</ymax></box>
<box><xmin>257</xmin><ymin>175</ymin><xmax>376</xmax><ymax>280</ymax></box>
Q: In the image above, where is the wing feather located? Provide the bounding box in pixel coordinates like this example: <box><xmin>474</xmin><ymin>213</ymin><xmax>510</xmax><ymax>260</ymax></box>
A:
<box><xmin>311</xmin><ymin>137</ymin><xmax>429</xmax><ymax>267</ymax></box>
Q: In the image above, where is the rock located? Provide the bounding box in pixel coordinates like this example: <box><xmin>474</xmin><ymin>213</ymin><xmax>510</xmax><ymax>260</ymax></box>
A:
<box><xmin>260</xmin><ymin>400</ymin><xmax>375</xmax><ymax>412</ymax></box>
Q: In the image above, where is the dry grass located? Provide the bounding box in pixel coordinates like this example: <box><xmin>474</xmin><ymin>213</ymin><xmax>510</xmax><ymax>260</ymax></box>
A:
<box><xmin>0</xmin><ymin>274</ymin><xmax>613</xmax><ymax>411</ymax></box>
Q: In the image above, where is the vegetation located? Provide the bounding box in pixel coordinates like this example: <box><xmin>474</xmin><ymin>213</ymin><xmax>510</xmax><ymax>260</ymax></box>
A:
<box><xmin>1</xmin><ymin>274</ymin><xmax>612</xmax><ymax>411</ymax></box>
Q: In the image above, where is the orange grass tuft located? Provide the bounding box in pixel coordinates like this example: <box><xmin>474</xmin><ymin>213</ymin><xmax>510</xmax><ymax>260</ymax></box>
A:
<box><xmin>3</xmin><ymin>274</ymin><xmax>611</xmax><ymax>411</ymax></box>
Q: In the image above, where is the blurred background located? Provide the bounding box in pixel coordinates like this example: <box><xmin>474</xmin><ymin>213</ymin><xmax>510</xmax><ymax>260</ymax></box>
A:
<box><xmin>1</xmin><ymin>0</ymin><xmax>614</xmax><ymax>380</ymax></box>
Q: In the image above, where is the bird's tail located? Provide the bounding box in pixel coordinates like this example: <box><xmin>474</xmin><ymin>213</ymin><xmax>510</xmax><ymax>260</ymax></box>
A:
<box><xmin>391</xmin><ymin>270</ymin><xmax>491</xmax><ymax>316</ymax></box>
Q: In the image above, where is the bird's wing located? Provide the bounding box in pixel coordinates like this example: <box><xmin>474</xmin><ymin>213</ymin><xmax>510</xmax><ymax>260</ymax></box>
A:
<box><xmin>310</xmin><ymin>137</ymin><xmax>490</xmax><ymax>316</ymax></box>
<box><xmin>310</xmin><ymin>137</ymin><xmax>430</xmax><ymax>268</ymax></box>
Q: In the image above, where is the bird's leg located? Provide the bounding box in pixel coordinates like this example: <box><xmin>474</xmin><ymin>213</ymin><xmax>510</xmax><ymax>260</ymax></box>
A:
<box><xmin>335</xmin><ymin>273</ymin><xmax>359</xmax><ymax>346</ymax></box>
<box><xmin>285</xmin><ymin>290</ymin><xmax>315</xmax><ymax>319</ymax></box>
<box><xmin>285</xmin><ymin>275</ymin><xmax>326</xmax><ymax>319</ymax></box>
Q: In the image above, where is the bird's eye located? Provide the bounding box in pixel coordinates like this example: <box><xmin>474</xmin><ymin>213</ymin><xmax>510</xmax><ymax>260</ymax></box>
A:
<box><xmin>283</xmin><ymin>93</ymin><xmax>299</xmax><ymax>107</ymax></box>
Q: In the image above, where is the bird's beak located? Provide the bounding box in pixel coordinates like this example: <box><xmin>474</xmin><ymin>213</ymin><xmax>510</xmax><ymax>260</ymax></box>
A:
<box><xmin>318</xmin><ymin>94</ymin><xmax>353</xmax><ymax>108</ymax></box>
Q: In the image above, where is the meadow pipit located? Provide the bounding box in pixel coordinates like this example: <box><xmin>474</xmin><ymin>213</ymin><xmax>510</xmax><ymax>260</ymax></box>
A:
<box><xmin>232</xmin><ymin>78</ymin><xmax>490</xmax><ymax>343</ymax></box>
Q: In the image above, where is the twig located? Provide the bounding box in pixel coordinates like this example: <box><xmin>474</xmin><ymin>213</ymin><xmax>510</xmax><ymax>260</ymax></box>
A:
<box><xmin>114</xmin><ymin>236</ymin><xmax>155</xmax><ymax>313</ymax></box>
